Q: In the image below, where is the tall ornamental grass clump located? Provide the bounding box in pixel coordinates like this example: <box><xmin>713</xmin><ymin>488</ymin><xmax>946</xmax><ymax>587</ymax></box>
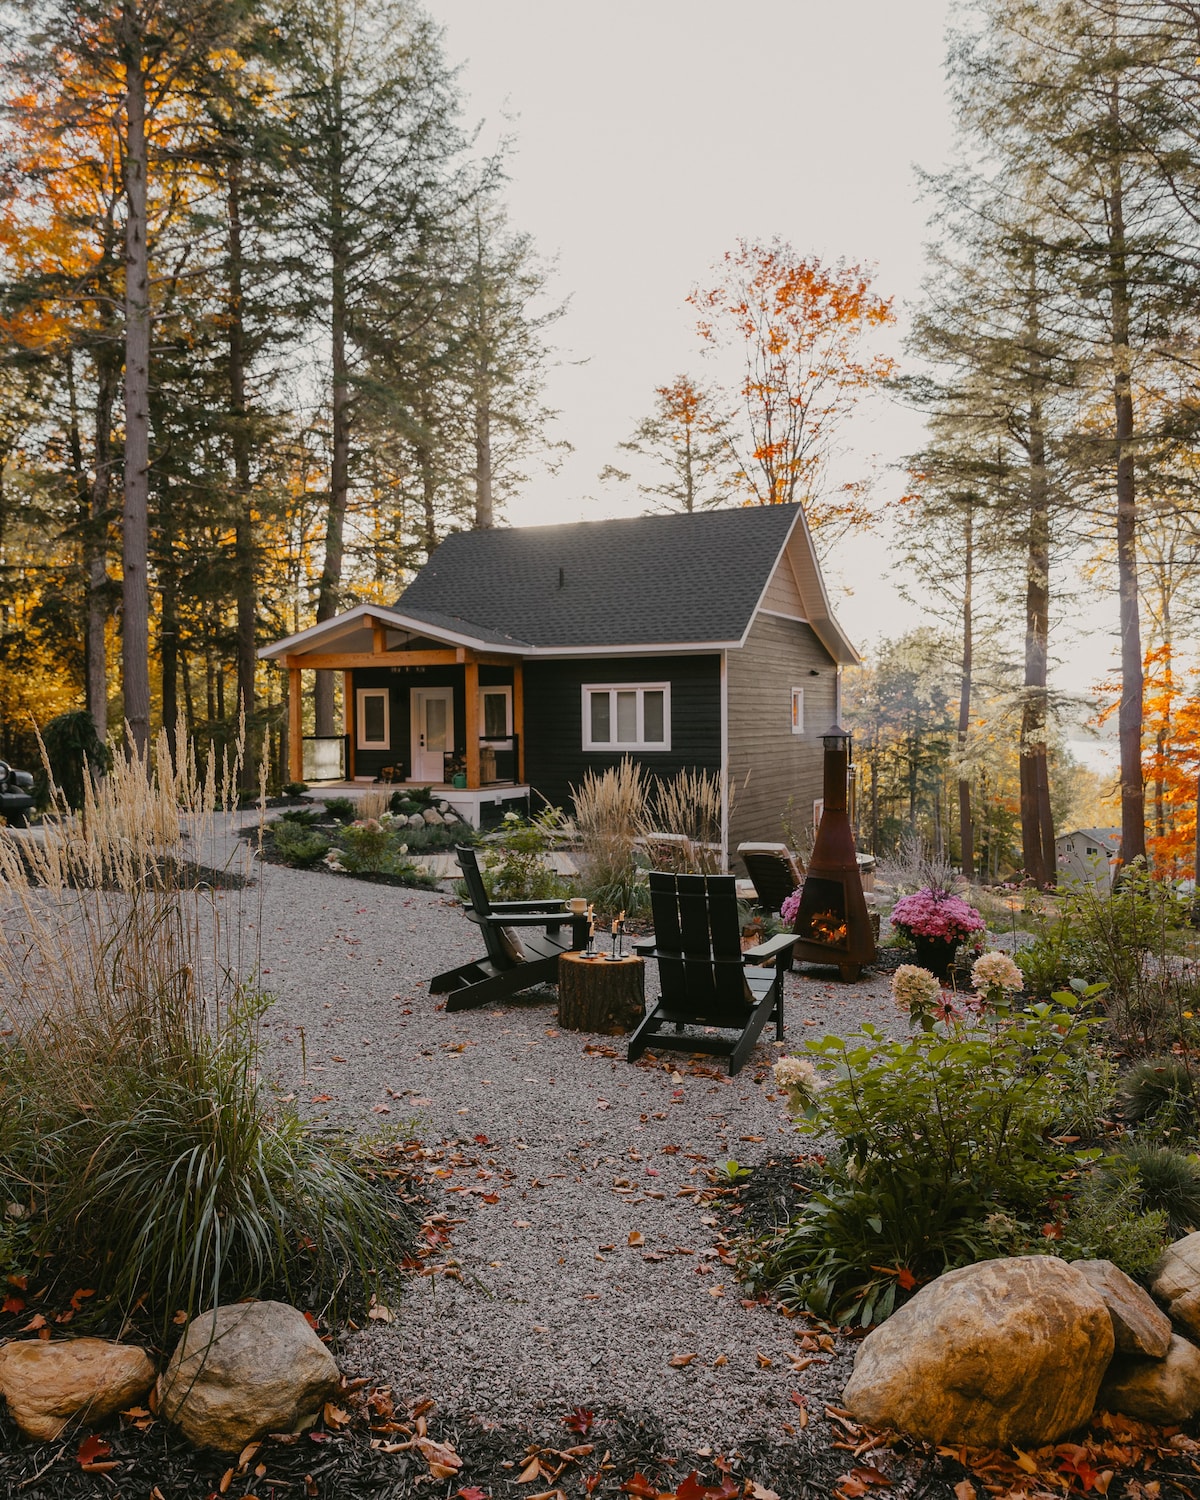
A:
<box><xmin>0</xmin><ymin>727</ymin><xmax>406</xmax><ymax>1333</ymax></box>
<box><xmin>571</xmin><ymin>758</ymin><xmax>650</xmax><ymax>915</ymax></box>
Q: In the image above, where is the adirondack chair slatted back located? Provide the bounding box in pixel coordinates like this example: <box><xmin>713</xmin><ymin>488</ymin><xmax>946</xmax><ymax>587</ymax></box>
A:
<box><xmin>455</xmin><ymin>846</ymin><xmax>508</xmax><ymax>968</ymax></box>
<box><xmin>649</xmin><ymin>872</ymin><xmax>750</xmax><ymax>1022</ymax></box>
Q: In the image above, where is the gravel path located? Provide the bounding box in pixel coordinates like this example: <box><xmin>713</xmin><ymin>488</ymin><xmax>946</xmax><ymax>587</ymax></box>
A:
<box><xmin>210</xmin><ymin>816</ymin><xmax>905</xmax><ymax>1454</ymax></box>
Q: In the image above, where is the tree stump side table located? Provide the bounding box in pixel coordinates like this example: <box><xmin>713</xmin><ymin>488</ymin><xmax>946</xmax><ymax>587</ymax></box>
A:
<box><xmin>558</xmin><ymin>952</ymin><xmax>646</xmax><ymax>1034</ymax></box>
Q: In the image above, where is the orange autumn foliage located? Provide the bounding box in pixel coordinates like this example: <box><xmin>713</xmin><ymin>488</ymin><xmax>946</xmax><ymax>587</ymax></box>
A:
<box><xmin>1141</xmin><ymin>644</ymin><xmax>1199</xmax><ymax>878</ymax></box>
<box><xmin>689</xmin><ymin>238</ymin><xmax>896</xmax><ymax>541</ymax></box>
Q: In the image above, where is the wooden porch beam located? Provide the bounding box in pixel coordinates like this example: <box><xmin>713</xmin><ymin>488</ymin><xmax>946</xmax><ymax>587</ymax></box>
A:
<box><xmin>344</xmin><ymin>670</ymin><xmax>355</xmax><ymax>779</ymax></box>
<box><xmin>464</xmin><ymin>658</ymin><xmax>480</xmax><ymax>790</ymax></box>
<box><xmin>287</xmin><ymin>667</ymin><xmax>303</xmax><ymax>782</ymax></box>
<box><xmin>513</xmin><ymin>662</ymin><xmax>525</xmax><ymax>782</ymax></box>
<box><xmin>283</xmin><ymin>650</ymin><xmax>459</xmax><ymax>669</ymax></box>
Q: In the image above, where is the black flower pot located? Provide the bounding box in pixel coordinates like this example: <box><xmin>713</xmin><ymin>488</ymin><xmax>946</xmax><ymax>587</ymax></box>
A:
<box><xmin>912</xmin><ymin>934</ymin><xmax>960</xmax><ymax>983</ymax></box>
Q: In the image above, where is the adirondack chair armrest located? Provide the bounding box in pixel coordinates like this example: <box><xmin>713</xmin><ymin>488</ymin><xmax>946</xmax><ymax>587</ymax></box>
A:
<box><xmin>742</xmin><ymin>931</ymin><xmax>800</xmax><ymax>964</ymax></box>
<box><xmin>478</xmin><ymin>910</ymin><xmax>578</xmax><ymax>928</ymax></box>
<box><xmin>488</xmin><ymin>898</ymin><xmax>575</xmax><ymax>913</ymax></box>
<box><xmin>632</xmin><ymin>935</ymin><xmax>656</xmax><ymax>955</ymax></box>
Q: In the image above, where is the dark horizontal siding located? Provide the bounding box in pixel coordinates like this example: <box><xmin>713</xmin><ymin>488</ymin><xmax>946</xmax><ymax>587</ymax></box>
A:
<box><xmin>726</xmin><ymin>615</ymin><xmax>836</xmax><ymax>854</ymax></box>
<box><xmin>523</xmin><ymin>655</ymin><xmax>721</xmax><ymax>814</ymax></box>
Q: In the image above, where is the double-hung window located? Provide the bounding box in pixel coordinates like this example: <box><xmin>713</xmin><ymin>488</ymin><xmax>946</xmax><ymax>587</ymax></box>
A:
<box><xmin>582</xmin><ymin>683</ymin><xmax>671</xmax><ymax>751</ymax></box>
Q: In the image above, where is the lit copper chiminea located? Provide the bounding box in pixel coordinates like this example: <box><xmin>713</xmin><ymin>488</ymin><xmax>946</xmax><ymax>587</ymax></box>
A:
<box><xmin>790</xmin><ymin>723</ymin><xmax>876</xmax><ymax>981</ymax></box>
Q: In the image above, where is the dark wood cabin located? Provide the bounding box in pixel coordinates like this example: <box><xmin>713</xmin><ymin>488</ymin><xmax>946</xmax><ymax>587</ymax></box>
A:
<box><xmin>259</xmin><ymin>504</ymin><xmax>859</xmax><ymax>853</ymax></box>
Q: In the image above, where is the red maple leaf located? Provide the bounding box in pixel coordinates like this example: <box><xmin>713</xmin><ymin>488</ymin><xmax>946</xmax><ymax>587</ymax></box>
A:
<box><xmin>676</xmin><ymin>1474</ymin><xmax>740</xmax><ymax>1500</ymax></box>
<box><xmin>621</xmin><ymin>1475</ymin><xmax>662</xmax><ymax>1498</ymax></box>
<box><xmin>564</xmin><ymin>1406</ymin><xmax>594</xmax><ymax>1435</ymax></box>
<box><xmin>77</xmin><ymin>1434</ymin><xmax>112</xmax><ymax>1467</ymax></box>
<box><xmin>1</xmin><ymin>1293</ymin><xmax>25</xmax><ymax>1314</ymax></box>
<box><xmin>456</xmin><ymin>1489</ymin><xmax>489</xmax><ymax>1500</ymax></box>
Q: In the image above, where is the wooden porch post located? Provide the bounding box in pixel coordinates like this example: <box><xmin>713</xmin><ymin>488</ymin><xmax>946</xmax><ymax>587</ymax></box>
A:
<box><xmin>513</xmin><ymin>662</ymin><xmax>525</xmax><ymax>783</ymax></box>
<box><xmin>464</xmin><ymin>657</ymin><xmax>480</xmax><ymax>789</ymax></box>
<box><xmin>344</xmin><ymin>670</ymin><xmax>355</xmax><ymax>780</ymax></box>
<box><xmin>287</xmin><ymin>667</ymin><xmax>303</xmax><ymax>782</ymax></box>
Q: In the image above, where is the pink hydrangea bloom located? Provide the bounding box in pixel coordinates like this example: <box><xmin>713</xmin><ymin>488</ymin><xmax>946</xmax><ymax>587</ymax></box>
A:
<box><xmin>780</xmin><ymin>886</ymin><xmax>803</xmax><ymax>925</ymax></box>
<box><xmin>890</xmin><ymin>887</ymin><xmax>985</xmax><ymax>942</ymax></box>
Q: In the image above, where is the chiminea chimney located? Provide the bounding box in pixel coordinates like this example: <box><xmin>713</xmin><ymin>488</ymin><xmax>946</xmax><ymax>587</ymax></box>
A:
<box><xmin>789</xmin><ymin>724</ymin><xmax>876</xmax><ymax>981</ymax></box>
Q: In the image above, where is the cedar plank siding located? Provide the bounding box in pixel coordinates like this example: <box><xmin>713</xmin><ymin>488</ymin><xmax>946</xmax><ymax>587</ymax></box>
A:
<box><xmin>522</xmin><ymin>655</ymin><xmax>721</xmax><ymax>814</ymax></box>
<box><xmin>726</xmin><ymin>613</ymin><xmax>837</xmax><ymax>855</ymax></box>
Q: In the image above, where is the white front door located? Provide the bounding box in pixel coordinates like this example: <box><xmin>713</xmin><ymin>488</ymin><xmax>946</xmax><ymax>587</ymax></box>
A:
<box><xmin>410</xmin><ymin>687</ymin><xmax>454</xmax><ymax>782</ymax></box>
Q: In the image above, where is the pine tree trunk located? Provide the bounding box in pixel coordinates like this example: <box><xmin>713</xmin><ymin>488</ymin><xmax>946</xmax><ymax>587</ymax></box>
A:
<box><xmin>958</xmin><ymin>503</ymin><xmax>974</xmax><ymax>878</ymax></box>
<box><xmin>315</xmin><ymin>70</ymin><xmax>348</xmax><ymax>738</ymax></box>
<box><xmin>119</xmin><ymin>1</ymin><xmax>152</xmax><ymax>756</ymax></box>
<box><xmin>1108</xmin><ymin>105</ymin><xmax>1146</xmax><ymax>866</ymax></box>
<box><xmin>474</xmin><ymin>367</ymin><xmax>494</xmax><ymax>528</ymax></box>
<box><xmin>1020</xmin><ymin>395</ymin><xmax>1053</xmax><ymax>886</ymax></box>
<box><xmin>228</xmin><ymin>159</ymin><xmax>256</xmax><ymax>723</ymax></box>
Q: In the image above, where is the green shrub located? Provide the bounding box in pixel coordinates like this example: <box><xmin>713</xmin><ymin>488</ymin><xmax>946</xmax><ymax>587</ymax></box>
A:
<box><xmin>277</xmin><ymin>806</ymin><xmax>322</xmax><ymax>826</ymax></box>
<box><xmin>37</xmin><ymin>709</ymin><xmax>112</xmax><ymax>810</ymax></box>
<box><xmin>338</xmin><ymin>820</ymin><xmax>394</xmax><ymax>873</ymax></box>
<box><xmin>1096</xmin><ymin>1141</ymin><xmax>1200</xmax><ymax>1236</ymax></box>
<box><xmin>1049</xmin><ymin>1047</ymin><xmax>1119</xmax><ymax>1141</ymax></box>
<box><xmin>283</xmin><ymin>780</ymin><xmax>308</xmax><ymax>797</ymax></box>
<box><xmin>761</xmin><ymin>990</ymin><xmax>1101</xmax><ymax>1325</ymax></box>
<box><xmin>271</xmin><ymin>820</ymin><xmax>330</xmax><ymax>868</ymax></box>
<box><xmin>1057</xmin><ymin>1177</ymin><xmax>1171</xmax><ymax>1280</ymax></box>
<box><xmin>1118</xmin><ymin>1056</ymin><xmax>1199</xmax><ymax>1139</ymax></box>
<box><xmin>482</xmin><ymin>809</ymin><xmax>571</xmax><ymax>902</ymax></box>
<box><xmin>323</xmin><ymin>796</ymin><xmax>356</xmax><ymax>823</ymax></box>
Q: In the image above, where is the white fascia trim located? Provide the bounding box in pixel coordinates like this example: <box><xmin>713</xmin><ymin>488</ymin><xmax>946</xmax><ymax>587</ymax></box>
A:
<box><xmin>737</xmin><ymin>509</ymin><xmax>804</xmax><ymax>648</ymax></box>
<box><xmin>719</xmin><ymin>649</ymin><xmax>729</xmax><ymax>870</ymax></box>
<box><xmin>258</xmin><ymin>603</ymin><xmax>528</xmax><ymax>659</ymax></box>
<box><xmin>758</xmin><ymin>608</ymin><xmax>809</xmax><ymax>624</ymax></box>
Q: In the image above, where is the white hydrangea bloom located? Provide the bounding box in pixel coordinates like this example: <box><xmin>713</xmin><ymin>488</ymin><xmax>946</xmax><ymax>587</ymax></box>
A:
<box><xmin>890</xmin><ymin>964</ymin><xmax>941</xmax><ymax>1009</ymax></box>
<box><xmin>971</xmin><ymin>950</ymin><xmax>1024</xmax><ymax>995</ymax></box>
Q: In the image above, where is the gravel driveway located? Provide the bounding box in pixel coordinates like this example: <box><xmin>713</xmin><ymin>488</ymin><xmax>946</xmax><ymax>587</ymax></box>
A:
<box><xmin>221</xmin><ymin>819</ymin><xmax>904</xmax><ymax>1455</ymax></box>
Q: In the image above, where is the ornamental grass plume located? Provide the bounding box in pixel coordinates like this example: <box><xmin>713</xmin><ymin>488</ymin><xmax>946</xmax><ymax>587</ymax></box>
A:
<box><xmin>890</xmin><ymin>886</ymin><xmax>985</xmax><ymax>943</ymax></box>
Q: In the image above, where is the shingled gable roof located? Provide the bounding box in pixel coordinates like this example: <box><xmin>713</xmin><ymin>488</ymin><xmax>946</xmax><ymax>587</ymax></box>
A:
<box><xmin>259</xmin><ymin>503</ymin><xmax>859</xmax><ymax>663</ymax></box>
<box><xmin>397</xmin><ymin>504</ymin><xmax>858</xmax><ymax>661</ymax></box>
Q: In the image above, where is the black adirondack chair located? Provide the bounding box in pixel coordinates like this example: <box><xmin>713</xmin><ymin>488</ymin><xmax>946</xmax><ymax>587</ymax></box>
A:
<box><xmin>628</xmin><ymin>871</ymin><xmax>797</xmax><ymax>1075</ymax></box>
<box><xmin>429</xmin><ymin>846</ymin><xmax>588</xmax><ymax>1012</ymax></box>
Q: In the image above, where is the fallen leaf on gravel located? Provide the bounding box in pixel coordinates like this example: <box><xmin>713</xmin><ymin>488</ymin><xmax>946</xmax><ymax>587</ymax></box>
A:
<box><xmin>669</xmin><ymin>1352</ymin><xmax>697</xmax><ymax>1367</ymax></box>
<box><xmin>322</xmin><ymin>1404</ymin><xmax>350</xmax><ymax>1429</ymax></box>
<box><xmin>514</xmin><ymin>1220</ymin><xmax>532</xmax><ymax>1228</ymax></box>
<box><xmin>619</xmin><ymin>1476</ymin><xmax>661</xmax><ymax>1498</ymax></box>
<box><xmin>756</xmin><ymin>1352</ymin><xmax>772</xmax><ymax>1368</ymax></box>
<box><xmin>371</xmin><ymin>1104</ymin><xmax>391</xmax><ymax>1114</ymax></box>
<box><xmin>712</xmin><ymin>1355</ymin><xmax>727</xmax><ymax>1367</ymax></box>
<box><xmin>627</xmin><ymin>1231</ymin><xmax>644</xmax><ymax>1246</ymax></box>
<box><xmin>0</xmin><ymin>1293</ymin><xmax>24</xmax><ymax>1314</ymax></box>
<box><xmin>564</xmin><ymin>1408</ymin><xmax>594</xmax><ymax>1435</ymax></box>
<box><xmin>456</xmin><ymin>1489</ymin><xmax>489</xmax><ymax>1500</ymax></box>
<box><xmin>751</xmin><ymin>1486</ymin><xmax>781</xmax><ymax>1500</ymax></box>
<box><xmin>953</xmin><ymin>1483</ymin><xmax>977</xmax><ymax>1500</ymax></box>
<box><xmin>708</xmin><ymin>1285</ymin><xmax>725</xmax><ymax>1298</ymax></box>
<box><xmin>310</xmin><ymin>1094</ymin><xmax>333</xmax><ymax>1103</ymax></box>
<box><xmin>517</xmin><ymin>1456</ymin><xmax>544</xmax><ymax>1482</ymax></box>
<box><xmin>367</xmin><ymin>1299</ymin><xmax>393</xmax><ymax>1323</ymax></box>
<box><xmin>676</xmin><ymin>1474</ymin><xmax>739</xmax><ymax>1500</ymax></box>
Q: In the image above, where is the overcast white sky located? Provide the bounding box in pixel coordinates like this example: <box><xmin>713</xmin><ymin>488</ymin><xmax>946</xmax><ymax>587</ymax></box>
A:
<box><xmin>429</xmin><ymin>0</ymin><xmax>1120</xmax><ymax>762</ymax></box>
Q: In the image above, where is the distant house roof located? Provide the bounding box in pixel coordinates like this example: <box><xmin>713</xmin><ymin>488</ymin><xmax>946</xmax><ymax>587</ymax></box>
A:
<box><xmin>1058</xmin><ymin>828</ymin><xmax>1121</xmax><ymax>848</ymax></box>
<box><xmin>260</xmin><ymin>503</ymin><xmax>858</xmax><ymax>663</ymax></box>
<box><xmin>397</xmin><ymin>504</ymin><xmax>857</xmax><ymax>660</ymax></box>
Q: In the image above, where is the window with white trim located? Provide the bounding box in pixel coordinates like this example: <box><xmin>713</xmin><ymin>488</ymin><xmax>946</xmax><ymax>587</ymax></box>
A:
<box><xmin>582</xmin><ymin>683</ymin><xmax>671</xmax><ymax>751</ymax></box>
<box><xmin>356</xmin><ymin>688</ymin><xmax>390</xmax><ymax>749</ymax></box>
<box><xmin>479</xmin><ymin>685</ymin><xmax>513</xmax><ymax>739</ymax></box>
<box><xmin>790</xmin><ymin>687</ymin><xmax>805</xmax><ymax>735</ymax></box>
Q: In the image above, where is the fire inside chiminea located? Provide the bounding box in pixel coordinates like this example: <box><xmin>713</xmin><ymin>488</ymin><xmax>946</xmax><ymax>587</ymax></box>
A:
<box><xmin>790</xmin><ymin>723</ymin><xmax>876</xmax><ymax>981</ymax></box>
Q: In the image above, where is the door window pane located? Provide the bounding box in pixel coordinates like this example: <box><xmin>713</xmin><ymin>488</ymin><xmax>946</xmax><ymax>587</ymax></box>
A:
<box><xmin>483</xmin><ymin>691</ymin><xmax>508</xmax><ymax>737</ymax></box>
<box><xmin>362</xmin><ymin>694</ymin><xmax>386</xmax><ymax>745</ymax></box>
<box><xmin>616</xmin><ymin>691</ymin><xmax>637</xmax><ymax>743</ymax></box>
<box><xmin>642</xmin><ymin>690</ymin><xmax>665</xmax><ymax>744</ymax></box>
<box><xmin>426</xmin><ymin>697</ymin><xmax>447</xmax><ymax>751</ymax></box>
<box><xmin>590</xmin><ymin>691</ymin><xmax>610</xmax><ymax>743</ymax></box>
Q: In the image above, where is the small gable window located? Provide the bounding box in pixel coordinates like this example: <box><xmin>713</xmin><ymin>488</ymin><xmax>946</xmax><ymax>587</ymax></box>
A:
<box><xmin>791</xmin><ymin>687</ymin><xmax>805</xmax><ymax>735</ymax></box>
<box><xmin>582</xmin><ymin>683</ymin><xmax>671</xmax><ymax>751</ymax></box>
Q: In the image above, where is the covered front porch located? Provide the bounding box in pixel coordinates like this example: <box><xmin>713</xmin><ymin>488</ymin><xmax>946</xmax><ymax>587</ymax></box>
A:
<box><xmin>259</xmin><ymin>604</ymin><xmax>530</xmax><ymax>797</ymax></box>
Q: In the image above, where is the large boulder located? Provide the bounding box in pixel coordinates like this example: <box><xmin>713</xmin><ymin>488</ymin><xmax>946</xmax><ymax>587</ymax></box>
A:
<box><xmin>1098</xmin><ymin>1334</ymin><xmax>1200</xmax><ymax>1424</ymax></box>
<box><xmin>843</xmin><ymin>1256</ymin><xmax>1114</xmax><ymax>1446</ymax></box>
<box><xmin>157</xmin><ymin>1301</ymin><xmax>339</xmax><ymax>1452</ymax></box>
<box><xmin>421</xmin><ymin>808</ymin><xmax>444</xmax><ymax>826</ymax></box>
<box><xmin>1073</xmin><ymin>1259</ymin><xmax>1172</xmax><ymax>1357</ymax></box>
<box><xmin>1151</xmin><ymin>1233</ymin><xmax>1200</xmax><ymax>1340</ymax></box>
<box><xmin>0</xmin><ymin>1338</ymin><xmax>155</xmax><ymax>1441</ymax></box>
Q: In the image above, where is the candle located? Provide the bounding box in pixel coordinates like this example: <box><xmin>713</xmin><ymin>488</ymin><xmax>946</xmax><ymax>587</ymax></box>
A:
<box><xmin>611</xmin><ymin>919</ymin><xmax>618</xmax><ymax>935</ymax></box>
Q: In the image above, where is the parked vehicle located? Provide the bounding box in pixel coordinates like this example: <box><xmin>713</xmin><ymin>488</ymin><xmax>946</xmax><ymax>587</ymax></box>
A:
<box><xmin>0</xmin><ymin>760</ymin><xmax>35</xmax><ymax>826</ymax></box>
